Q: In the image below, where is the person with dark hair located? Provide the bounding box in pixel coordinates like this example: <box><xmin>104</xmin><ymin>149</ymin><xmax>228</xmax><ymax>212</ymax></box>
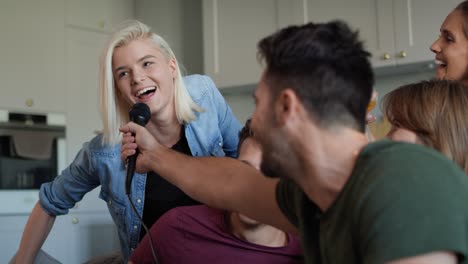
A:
<box><xmin>121</xmin><ymin>20</ymin><xmax>468</xmax><ymax>264</ymax></box>
<box><xmin>129</xmin><ymin>119</ymin><xmax>303</xmax><ymax>264</ymax></box>
<box><xmin>431</xmin><ymin>0</ymin><xmax>468</xmax><ymax>84</ymax></box>
<box><xmin>383</xmin><ymin>79</ymin><xmax>468</xmax><ymax>173</ymax></box>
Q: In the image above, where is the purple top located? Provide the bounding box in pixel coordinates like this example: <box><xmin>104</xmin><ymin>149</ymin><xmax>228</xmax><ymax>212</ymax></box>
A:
<box><xmin>130</xmin><ymin>205</ymin><xmax>304</xmax><ymax>264</ymax></box>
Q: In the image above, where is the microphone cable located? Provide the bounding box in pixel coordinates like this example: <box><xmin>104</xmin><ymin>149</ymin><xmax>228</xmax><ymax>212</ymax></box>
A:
<box><xmin>127</xmin><ymin>193</ymin><xmax>159</xmax><ymax>264</ymax></box>
<box><xmin>125</xmin><ymin>103</ymin><xmax>159</xmax><ymax>263</ymax></box>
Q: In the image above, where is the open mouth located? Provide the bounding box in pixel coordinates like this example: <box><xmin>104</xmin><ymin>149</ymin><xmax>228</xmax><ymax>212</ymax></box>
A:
<box><xmin>435</xmin><ymin>59</ymin><xmax>447</xmax><ymax>68</ymax></box>
<box><xmin>135</xmin><ymin>86</ymin><xmax>157</xmax><ymax>99</ymax></box>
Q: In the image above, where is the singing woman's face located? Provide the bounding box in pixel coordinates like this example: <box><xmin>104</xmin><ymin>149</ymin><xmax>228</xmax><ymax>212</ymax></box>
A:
<box><xmin>112</xmin><ymin>38</ymin><xmax>177</xmax><ymax>117</ymax></box>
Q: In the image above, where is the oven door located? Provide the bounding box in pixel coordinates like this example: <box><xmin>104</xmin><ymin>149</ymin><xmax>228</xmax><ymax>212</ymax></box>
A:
<box><xmin>0</xmin><ymin>138</ymin><xmax>66</xmax><ymax>214</ymax></box>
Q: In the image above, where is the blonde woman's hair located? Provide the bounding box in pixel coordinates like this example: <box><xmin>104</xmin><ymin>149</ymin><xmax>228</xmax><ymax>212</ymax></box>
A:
<box><xmin>382</xmin><ymin>79</ymin><xmax>468</xmax><ymax>173</ymax></box>
<box><xmin>99</xmin><ymin>20</ymin><xmax>203</xmax><ymax>145</ymax></box>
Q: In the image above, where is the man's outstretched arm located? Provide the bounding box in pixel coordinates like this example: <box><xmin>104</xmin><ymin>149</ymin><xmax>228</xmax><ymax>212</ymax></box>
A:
<box><xmin>120</xmin><ymin>123</ymin><xmax>297</xmax><ymax>234</ymax></box>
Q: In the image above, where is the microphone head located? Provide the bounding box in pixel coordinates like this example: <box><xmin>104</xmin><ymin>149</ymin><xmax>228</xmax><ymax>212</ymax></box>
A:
<box><xmin>129</xmin><ymin>103</ymin><xmax>151</xmax><ymax>126</ymax></box>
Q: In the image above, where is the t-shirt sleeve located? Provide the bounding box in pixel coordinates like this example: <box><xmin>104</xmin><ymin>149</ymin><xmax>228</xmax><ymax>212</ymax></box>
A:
<box><xmin>276</xmin><ymin>178</ymin><xmax>301</xmax><ymax>227</ymax></box>
<box><xmin>357</xmin><ymin>145</ymin><xmax>468</xmax><ymax>263</ymax></box>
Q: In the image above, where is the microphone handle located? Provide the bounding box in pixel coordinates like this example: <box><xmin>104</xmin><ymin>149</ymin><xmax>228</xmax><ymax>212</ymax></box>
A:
<box><xmin>125</xmin><ymin>148</ymin><xmax>139</xmax><ymax>195</ymax></box>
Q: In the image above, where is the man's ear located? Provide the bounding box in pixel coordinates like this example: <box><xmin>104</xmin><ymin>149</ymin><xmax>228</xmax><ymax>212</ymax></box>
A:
<box><xmin>274</xmin><ymin>89</ymin><xmax>299</xmax><ymax>125</ymax></box>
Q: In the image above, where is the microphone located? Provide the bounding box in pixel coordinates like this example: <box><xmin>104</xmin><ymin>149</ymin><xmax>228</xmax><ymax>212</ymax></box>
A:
<box><xmin>126</xmin><ymin>103</ymin><xmax>151</xmax><ymax>194</ymax></box>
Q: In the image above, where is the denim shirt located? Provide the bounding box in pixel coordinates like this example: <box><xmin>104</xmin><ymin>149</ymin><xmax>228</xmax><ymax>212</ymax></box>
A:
<box><xmin>39</xmin><ymin>74</ymin><xmax>241</xmax><ymax>261</ymax></box>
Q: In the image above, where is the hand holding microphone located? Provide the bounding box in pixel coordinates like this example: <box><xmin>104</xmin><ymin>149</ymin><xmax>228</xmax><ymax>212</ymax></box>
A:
<box><xmin>122</xmin><ymin>103</ymin><xmax>160</xmax><ymax>264</ymax></box>
<box><xmin>125</xmin><ymin>103</ymin><xmax>151</xmax><ymax>194</ymax></box>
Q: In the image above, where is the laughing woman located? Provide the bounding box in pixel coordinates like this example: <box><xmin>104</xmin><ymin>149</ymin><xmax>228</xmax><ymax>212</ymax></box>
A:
<box><xmin>14</xmin><ymin>20</ymin><xmax>240</xmax><ymax>263</ymax></box>
<box><xmin>431</xmin><ymin>0</ymin><xmax>468</xmax><ymax>84</ymax></box>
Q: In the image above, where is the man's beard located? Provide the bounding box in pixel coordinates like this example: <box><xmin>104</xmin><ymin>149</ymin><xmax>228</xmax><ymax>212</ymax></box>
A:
<box><xmin>260</xmin><ymin>148</ymin><xmax>286</xmax><ymax>178</ymax></box>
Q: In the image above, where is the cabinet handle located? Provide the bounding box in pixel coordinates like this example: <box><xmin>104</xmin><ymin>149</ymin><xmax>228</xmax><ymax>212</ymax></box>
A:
<box><xmin>398</xmin><ymin>51</ymin><xmax>407</xmax><ymax>58</ymax></box>
<box><xmin>382</xmin><ymin>53</ymin><xmax>391</xmax><ymax>60</ymax></box>
<box><xmin>72</xmin><ymin>217</ymin><xmax>79</xmax><ymax>224</ymax></box>
<box><xmin>98</xmin><ymin>20</ymin><xmax>106</xmax><ymax>29</ymax></box>
<box><xmin>25</xmin><ymin>98</ymin><xmax>34</xmax><ymax>107</ymax></box>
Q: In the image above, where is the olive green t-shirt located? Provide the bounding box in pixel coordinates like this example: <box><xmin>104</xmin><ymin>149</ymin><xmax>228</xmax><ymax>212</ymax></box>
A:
<box><xmin>277</xmin><ymin>140</ymin><xmax>468</xmax><ymax>264</ymax></box>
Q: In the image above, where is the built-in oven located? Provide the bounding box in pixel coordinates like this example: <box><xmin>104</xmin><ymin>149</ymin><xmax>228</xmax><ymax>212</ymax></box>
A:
<box><xmin>0</xmin><ymin>110</ymin><xmax>66</xmax><ymax>214</ymax></box>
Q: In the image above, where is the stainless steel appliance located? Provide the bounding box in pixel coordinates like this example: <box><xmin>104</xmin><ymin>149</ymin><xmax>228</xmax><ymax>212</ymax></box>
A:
<box><xmin>0</xmin><ymin>111</ymin><xmax>66</xmax><ymax>190</ymax></box>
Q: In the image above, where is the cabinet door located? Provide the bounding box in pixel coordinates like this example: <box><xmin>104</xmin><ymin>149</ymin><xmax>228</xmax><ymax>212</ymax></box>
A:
<box><xmin>66</xmin><ymin>0</ymin><xmax>135</xmax><ymax>32</ymax></box>
<box><xmin>65</xmin><ymin>28</ymin><xmax>107</xmax><ymax>162</ymax></box>
<box><xmin>0</xmin><ymin>212</ymin><xmax>117</xmax><ymax>264</ymax></box>
<box><xmin>0</xmin><ymin>215</ymin><xmax>29</xmax><ymax>263</ymax></box>
<box><xmin>0</xmin><ymin>0</ymin><xmax>66</xmax><ymax>113</ymax></box>
<box><xmin>41</xmin><ymin>212</ymin><xmax>118</xmax><ymax>264</ymax></box>
<box><xmin>203</xmin><ymin>0</ymin><xmax>282</xmax><ymax>88</ymax></box>
<box><xmin>41</xmin><ymin>214</ymin><xmax>74</xmax><ymax>261</ymax></box>
<box><xmin>393</xmin><ymin>0</ymin><xmax>462</xmax><ymax>65</ymax></box>
<box><xmin>305</xmin><ymin>0</ymin><xmax>396</xmax><ymax>67</ymax></box>
<box><xmin>0</xmin><ymin>214</ymin><xmax>73</xmax><ymax>263</ymax></box>
<box><xmin>61</xmin><ymin>212</ymin><xmax>119</xmax><ymax>263</ymax></box>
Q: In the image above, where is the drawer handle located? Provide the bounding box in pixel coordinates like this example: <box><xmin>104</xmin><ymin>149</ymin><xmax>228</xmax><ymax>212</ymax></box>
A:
<box><xmin>399</xmin><ymin>51</ymin><xmax>407</xmax><ymax>58</ymax></box>
<box><xmin>382</xmin><ymin>53</ymin><xmax>391</xmax><ymax>60</ymax></box>
<box><xmin>25</xmin><ymin>98</ymin><xmax>34</xmax><ymax>107</ymax></box>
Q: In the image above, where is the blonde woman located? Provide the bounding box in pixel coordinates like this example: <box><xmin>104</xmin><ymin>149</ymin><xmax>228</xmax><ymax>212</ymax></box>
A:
<box><xmin>15</xmin><ymin>20</ymin><xmax>240</xmax><ymax>263</ymax></box>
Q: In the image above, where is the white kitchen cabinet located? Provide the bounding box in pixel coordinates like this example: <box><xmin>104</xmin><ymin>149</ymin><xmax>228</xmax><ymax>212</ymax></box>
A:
<box><xmin>202</xmin><ymin>0</ymin><xmax>456</xmax><ymax>87</ymax></box>
<box><xmin>0</xmin><ymin>0</ymin><xmax>66</xmax><ymax>113</ymax></box>
<box><xmin>301</xmin><ymin>0</ymin><xmax>393</xmax><ymax>67</ymax></box>
<box><xmin>0</xmin><ymin>214</ymin><xmax>31</xmax><ymax>262</ymax></box>
<box><xmin>0</xmin><ymin>188</ymin><xmax>119</xmax><ymax>264</ymax></box>
<box><xmin>66</xmin><ymin>0</ymin><xmax>135</xmax><ymax>32</ymax></box>
<box><xmin>65</xmin><ymin>28</ymin><xmax>107</xmax><ymax>162</ymax></box>
<box><xmin>0</xmin><ymin>211</ymin><xmax>118</xmax><ymax>264</ymax></box>
<box><xmin>302</xmin><ymin>0</ymin><xmax>459</xmax><ymax>67</ymax></box>
<box><xmin>45</xmin><ymin>211</ymin><xmax>120</xmax><ymax>263</ymax></box>
<box><xmin>203</xmin><ymin>0</ymin><xmax>296</xmax><ymax>88</ymax></box>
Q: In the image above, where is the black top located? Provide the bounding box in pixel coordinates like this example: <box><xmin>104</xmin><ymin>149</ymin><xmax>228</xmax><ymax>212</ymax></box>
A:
<box><xmin>140</xmin><ymin>128</ymin><xmax>200</xmax><ymax>240</ymax></box>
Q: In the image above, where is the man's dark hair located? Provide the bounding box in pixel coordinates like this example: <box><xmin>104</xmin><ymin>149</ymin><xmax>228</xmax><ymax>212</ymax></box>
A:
<box><xmin>257</xmin><ymin>21</ymin><xmax>374</xmax><ymax>132</ymax></box>
<box><xmin>237</xmin><ymin>118</ymin><xmax>253</xmax><ymax>154</ymax></box>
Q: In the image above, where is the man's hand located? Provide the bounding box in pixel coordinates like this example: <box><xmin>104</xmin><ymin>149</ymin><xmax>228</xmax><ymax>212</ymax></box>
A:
<box><xmin>120</xmin><ymin>122</ymin><xmax>160</xmax><ymax>173</ymax></box>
